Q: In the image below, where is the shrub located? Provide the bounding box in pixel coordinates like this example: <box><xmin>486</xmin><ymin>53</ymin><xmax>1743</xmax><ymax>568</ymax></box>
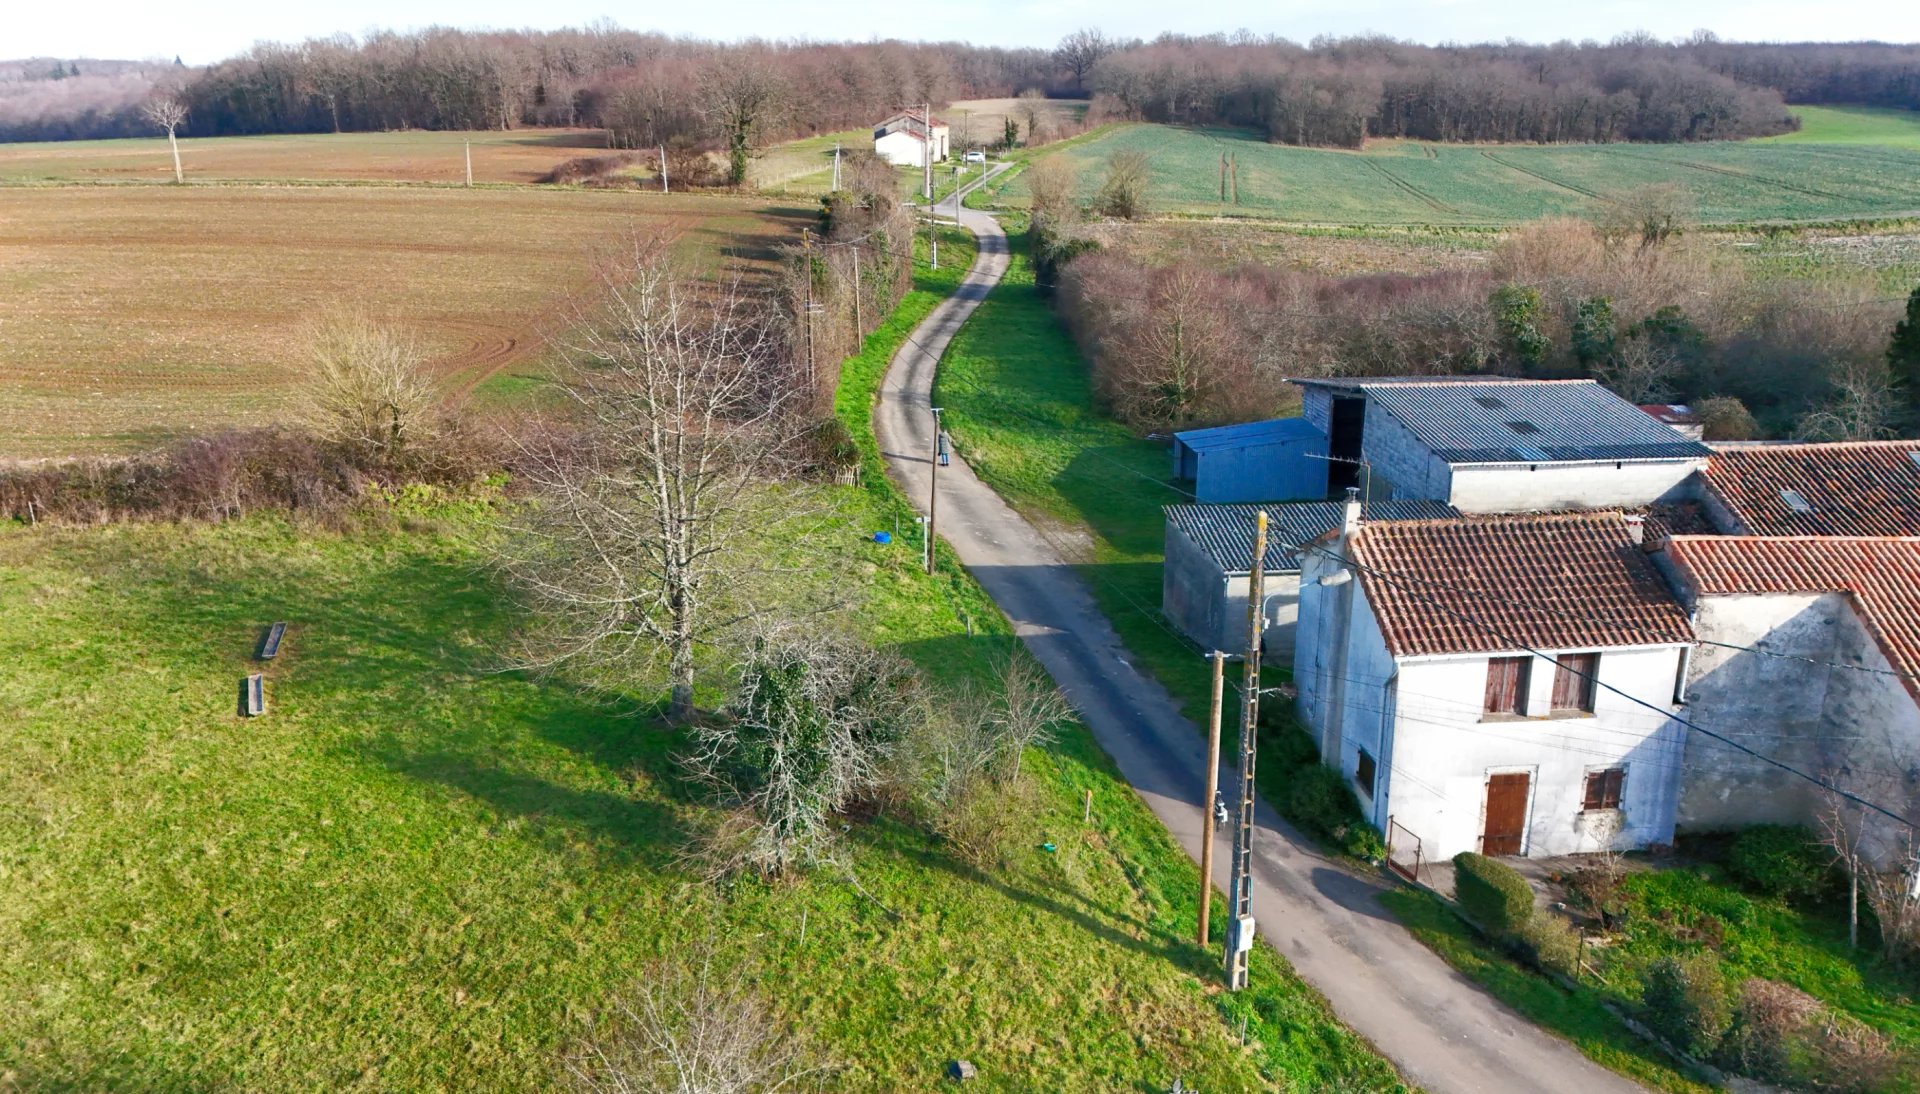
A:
<box><xmin>1727</xmin><ymin>824</ymin><xmax>1831</xmax><ymax>901</ymax></box>
<box><xmin>1693</xmin><ymin>396</ymin><xmax>1761</xmax><ymax>441</ymax></box>
<box><xmin>1721</xmin><ymin>977</ymin><xmax>1820</xmax><ymax>1083</ymax></box>
<box><xmin>1285</xmin><ymin>764</ymin><xmax>1362</xmax><ymax>839</ymax></box>
<box><xmin>1512</xmin><ymin>913</ymin><xmax>1582</xmax><ymax>978</ymax></box>
<box><xmin>1452</xmin><ymin>852</ymin><xmax>1535</xmax><ymax>936</ymax></box>
<box><xmin>1641</xmin><ymin>952</ymin><xmax>1733</xmax><ymax>1059</ymax></box>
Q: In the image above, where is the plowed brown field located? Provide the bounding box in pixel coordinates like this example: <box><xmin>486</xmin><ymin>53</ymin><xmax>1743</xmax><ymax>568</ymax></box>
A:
<box><xmin>0</xmin><ymin>184</ymin><xmax>807</xmax><ymax>456</ymax></box>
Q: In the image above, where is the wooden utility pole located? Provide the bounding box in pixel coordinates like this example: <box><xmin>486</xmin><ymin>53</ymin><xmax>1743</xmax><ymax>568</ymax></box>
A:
<box><xmin>464</xmin><ymin>140</ymin><xmax>473</xmax><ymax>187</ymax></box>
<box><xmin>926</xmin><ymin>406</ymin><xmax>943</xmax><ymax>573</ymax></box>
<box><xmin>1226</xmin><ymin>510</ymin><xmax>1267</xmax><ymax>991</ymax></box>
<box><xmin>850</xmin><ymin>247</ymin><xmax>863</xmax><ymax>334</ymax></box>
<box><xmin>1198</xmin><ymin>648</ymin><xmax>1226</xmax><ymax>946</ymax></box>
<box><xmin>659</xmin><ymin>144</ymin><xmax>669</xmax><ymax>193</ymax></box>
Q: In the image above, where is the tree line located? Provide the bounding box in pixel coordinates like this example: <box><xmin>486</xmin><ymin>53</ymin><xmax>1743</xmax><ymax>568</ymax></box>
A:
<box><xmin>10</xmin><ymin>28</ymin><xmax>1920</xmax><ymax>150</ymax></box>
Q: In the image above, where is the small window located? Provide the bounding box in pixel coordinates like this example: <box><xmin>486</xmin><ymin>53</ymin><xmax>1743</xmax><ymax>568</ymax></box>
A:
<box><xmin>1780</xmin><ymin>488</ymin><xmax>1814</xmax><ymax>514</ymax></box>
<box><xmin>1484</xmin><ymin>656</ymin><xmax>1530</xmax><ymax>716</ymax></box>
<box><xmin>1356</xmin><ymin>749</ymin><xmax>1377</xmax><ymax>798</ymax></box>
<box><xmin>1583</xmin><ymin>767</ymin><xmax>1626</xmax><ymax>811</ymax></box>
<box><xmin>1505</xmin><ymin>420</ymin><xmax>1541</xmax><ymax>434</ymax></box>
<box><xmin>1551</xmin><ymin>652</ymin><xmax>1599</xmax><ymax>713</ymax></box>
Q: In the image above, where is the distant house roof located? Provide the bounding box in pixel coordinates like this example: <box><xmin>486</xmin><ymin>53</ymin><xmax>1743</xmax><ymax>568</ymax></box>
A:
<box><xmin>1664</xmin><ymin>535</ymin><xmax>1920</xmax><ymax>701</ymax></box>
<box><xmin>1166</xmin><ymin>499</ymin><xmax>1458</xmax><ymax>573</ymax></box>
<box><xmin>1172</xmin><ymin>417</ymin><xmax>1323</xmax><ymax>453</ymax></box>
<box><xmin>1293</xmin><ymin>377</ymin><xmax>1712</xmax><ymax>464</ymax></box>
<box><xmin>1344</xmin><ymin>512</ymin><xmax>1693</xmax><ymax>658</ymax></box>
<box><xmin>1639</xmin><ymin>404</ymin><xmax>1700</xmax><ymax>427</ymax></box>
<box><xmin>876</xmin><ymin>111</ymin><xmax>949</xmax><ymax>129</ymax></box>
<box><xmin>1702</xmin><ymin>440</ymin><xmax>1920</xmax><ymax>536</ymax></box>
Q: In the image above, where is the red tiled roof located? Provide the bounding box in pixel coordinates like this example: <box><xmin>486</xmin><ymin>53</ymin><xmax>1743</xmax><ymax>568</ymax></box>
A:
<box><xmin>1664</xmin><ymin>535</ymin><xmax>1920</xmax><ymax>700</ymax></box>
<box><xmin>1345</xmin><ymin>512</ymin><xmax>1693</xmax><ymax>658</ymax></box>
<box><xmin>1703</xmin><ymin>440</ymin><xmax>1920</xmax><ymax>536</ymax></box>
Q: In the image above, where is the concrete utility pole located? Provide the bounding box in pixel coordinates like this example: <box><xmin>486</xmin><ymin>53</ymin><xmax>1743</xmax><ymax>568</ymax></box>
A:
<box><xmin>659</xmin><ymin>144</ymin><xmax>669</xmax><ymax>193</ymax></box>
<box><xmin>850</xmin><ymin>247</ymin><xmax>863</xmax><ymax>334</ymax></box>
<box><xmin>923</xmin><ymin>102</ymin><xmax>933</xmax><ymax>202</ymax></box>
<box><xmin>832</xmin><ymin>142</ymin><xmax>842</xmax><ymax>191</ymax></box>
<box><xmin>464</xmin><ymin>140</ymin><xmax>473</xmax><ymax>187</ymax></box>
<box><xmin>1198</xmin><ymin>648</ymin><xmax>1226</xmax><ymax>946</ymax></box>
<box><xmin>926</xmin><ymin>406</ymin><xmax>944</xmax><ymax>573</ymax></box>
<box><xmin>1226</xmin><ymin>509</ymin><xmax>1268</xmax><ymax>991</ymax></box>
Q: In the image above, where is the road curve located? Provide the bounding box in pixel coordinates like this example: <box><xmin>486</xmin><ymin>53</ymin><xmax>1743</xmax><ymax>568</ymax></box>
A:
<box><xmin>872</xmin><ymin>190</ymin><xmax>1646</xmax><ymax>1094</ymax></box>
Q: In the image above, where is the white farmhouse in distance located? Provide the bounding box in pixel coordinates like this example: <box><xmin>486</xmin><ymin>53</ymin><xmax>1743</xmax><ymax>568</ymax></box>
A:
<box><xmin>873</xmin><ymin>110</ymin><xmax>949</xmax><ymax>168</ymax></box>
<box><xmin>1294</xmin><ymin>499</ymin><xmax>1695</xmax><ymax>861</ymax></box>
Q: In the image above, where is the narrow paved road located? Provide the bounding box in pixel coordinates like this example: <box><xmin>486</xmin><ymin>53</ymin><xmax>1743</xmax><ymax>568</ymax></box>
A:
<box><xmin>873</xmin><ymin>189</ymin><xmax>1645</xmax><ymax>1094</ymax></box>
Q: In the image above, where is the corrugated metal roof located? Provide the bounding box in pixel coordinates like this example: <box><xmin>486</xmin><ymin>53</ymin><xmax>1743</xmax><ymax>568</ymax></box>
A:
<box><xmin>1172</xmin><ymin>417</ymin><xmax>1324</xmax><ymax>452</ymax></box>
<box><xmin>1355</xmin><ymin>379</ymin><xmax>1712</xmax><ymax>463</ymax></box>
<box><xmin>1164</xmin><ymin>499</ymin><xmax>1458</xmax><ymax>573</ymax></box>
<box><xmin>1350</xmin><ymin>512</ymin><xmax>1694</xmax><ymax>658</ymax></box>
<box><xmin>1294</xmin><ymin>377</ymin><xmax>1709</xmax><ymax>462</ymax></box>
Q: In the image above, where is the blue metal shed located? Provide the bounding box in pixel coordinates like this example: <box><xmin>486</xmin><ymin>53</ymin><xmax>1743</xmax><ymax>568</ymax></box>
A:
<box><xmin>1171</xmin><ymin>418</ymin><xmax>1328</xmax><ymax>503</ymax></box>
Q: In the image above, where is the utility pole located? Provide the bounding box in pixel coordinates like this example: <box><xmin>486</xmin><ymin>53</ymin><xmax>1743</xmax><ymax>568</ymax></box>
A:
<box><xmin>923</xmin><ymin>102</ymin><xmax>933</xmax><ymax>202</ymax></box>
<box><xmin>1198</xmin><ymin>648</ymin><xmax>1226</xmax><ymax>946</ymax></box>
<box><xmin>832</xmin><ymin>142</ymin><xmax>842</xmax><ymax>191</ymax></box>
<box><xmin>803</xmin><ymin>230</ymin><xmax>816</xmax><ymax>393</ymax></box>
<box><xmin>464</xmin><ymin>140</ymin><xmax>473</xmax><ymax>187</ymax></box>
<box><xmin>1226</xmin><ymin>509</ymin><xmax>1268</xmax><ymax>991</ymax></box>
<box><xmin>926</xmin><ymin>406</ymin><xmax>943</xmax><ymax>574</ymax></box>
<box><xmin>659</xmin><ymin>144</ymin><xmax>669</xmax><ymax>194</ymax></box>
<box><xmin>850</xmin><ymin>247</ymin><xmax>863</xmax><ymax>334</ymax></box>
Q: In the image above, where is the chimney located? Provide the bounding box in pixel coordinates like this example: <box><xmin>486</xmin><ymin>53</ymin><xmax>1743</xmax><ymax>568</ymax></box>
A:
<box><xmin>1624</xmin><ymin>513</ymin><xmax>1646</xmax><ymax>546</ymax></box>
<box><xmin>1341</xmin><ymin>486</ymin><xmax>1362</xmax><ymax>537</ymax></box>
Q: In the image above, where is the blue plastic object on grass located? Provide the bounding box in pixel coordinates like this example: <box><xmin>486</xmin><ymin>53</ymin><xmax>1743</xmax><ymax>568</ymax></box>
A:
<box><xmin>873</xmin><ymin>531</ymin><xmax>892</xmax><ymax>545</ymax></box>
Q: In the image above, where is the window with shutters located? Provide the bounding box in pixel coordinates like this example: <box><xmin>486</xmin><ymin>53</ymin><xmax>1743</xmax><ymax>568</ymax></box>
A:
<box><xmin>1583</xmin><ymin>767</ymin><xmax>1626</xmax><ymax>811</ymax></box>
<box><xmin>1551</xmin><ymin>652</ymin><xmax>1599</xmax><ymax>714</ymax></box>
<box><xmin>1355</xmin><ymin>748</ymin><xmax>1376</xmax><ymax>798</ymax></box>
<box><xmin>1483</xmin><ymin>656</ymin><xmax>1530</xmax><ymax>717</ymax></box>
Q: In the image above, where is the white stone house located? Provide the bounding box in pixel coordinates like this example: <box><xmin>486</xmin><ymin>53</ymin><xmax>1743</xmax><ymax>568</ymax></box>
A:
<box><xmin>1655</xmin><ymin>534</ymin><xmax>1920</xmax><ymax>866</ymax></box>
<box><xmin>1291</xmin><ymin>377</ymin><xmax>1712</xmax><ymax>514</ymax></box>
<box><xmin>1161</xmin><ymin>499</ymin><xmax>1456</xmax><ymax>659</ymax></box>
<box><xmin>1294</xmin><ymin>503</ymin><xmax>1695</xmax><ymax>860</ymax></box>
<box><xmin>873</xmin><ymin>111</ymin><xmax>949</xmax><ymax>168</ymax></box>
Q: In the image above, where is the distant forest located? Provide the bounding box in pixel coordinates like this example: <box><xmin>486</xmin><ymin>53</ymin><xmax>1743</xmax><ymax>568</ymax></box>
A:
<box><xmin>5</xmin><ymin>29</ymin><xmax>1920</xmax><ymax>149</ymax></box>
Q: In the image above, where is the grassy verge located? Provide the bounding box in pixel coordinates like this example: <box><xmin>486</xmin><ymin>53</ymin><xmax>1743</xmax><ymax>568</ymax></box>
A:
<box><xmin>1380</xmin><ymin>890</ymin><xmax>1714</xmax><ymax>1094</ymax></box>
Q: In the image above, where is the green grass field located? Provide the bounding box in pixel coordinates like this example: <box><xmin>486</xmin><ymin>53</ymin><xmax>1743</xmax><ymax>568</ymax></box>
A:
<box><xmin>1767</xmin><ymin>104</ymin><xmax>1920</xmax><ymax>147</ymax></box>
<box><xmin>0</xmin><ymin>230</ymin><xmax>1402</xmax><ymax>1092</ymax></box>
<box><xmin>1009</xmin><ymin>111</ymin><xmax>1920</xmax><ymax>226</ymax></box>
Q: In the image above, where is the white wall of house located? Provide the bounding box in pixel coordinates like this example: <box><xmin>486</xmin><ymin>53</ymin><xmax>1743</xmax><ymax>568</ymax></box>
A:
<box><xmin>874</xmin><ymin>130</ymin><xmax>928</xmax><ymax>168</ymax></box>
<box><xmin>1678</xmin><ymin>591</ymin><xmax>1920</xmax><ymax>863</ymax></box>
<box><xmin>1382</xmin><ymin>647</ymin><xmax>1688</xmax><ymax>860</ymax></box>
<box><xmin>1446</xmin><ymin>460</ymin><xmax>1704</xmax><ymax>514</ymax></box>
<box><xmin>1296</xmin><ymin>543</ymin><xmax>1689</xmax><ymax>860</ymax></box>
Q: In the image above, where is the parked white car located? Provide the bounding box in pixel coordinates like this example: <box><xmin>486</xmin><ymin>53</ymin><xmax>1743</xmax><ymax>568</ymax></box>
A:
<box><xmin>963</xmin><ymin>150</ymin><xmax>986</xmax><ymax>164</ymax></box>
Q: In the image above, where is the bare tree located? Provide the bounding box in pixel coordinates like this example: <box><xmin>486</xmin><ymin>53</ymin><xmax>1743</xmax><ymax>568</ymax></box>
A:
<box><xmin>497</xmin><ymin>241</ymin><xmax>814</xmax><ymax>721</ymax></box>
<box><xmin>991</xmin><ymin>657</ymin><xmax>1070</xmax><ymax>784</ymax></box>
<box><xmin>1093</xmin><ymin>149</ymin><xmax>1151</xmax><ymax>220</ymax></box>
<box><xmin>141</xmin><ymin>95</ymin><xmax>187</xmax><ymax>183</ymax></box>
<box><xmin>1796</xmin><ymin>367</ymin><xmax>1898</xmax><ymax>441</ymax></box>
<box><xmin>1015</xmin><ymin>87</ymin><xmax>1049</xmax><ymax>144</ymax></box>
<box><xmin>301</xmin><ymin>312</ymin><xmax>441</xmax><ymax>465</ymax></box>
<box><xmin>1022</xmin><ymin>156</ymin><xmax>1080</xmax><ymax>221</ymax></box>
<box><xmin>1053</xmin><ymin>28</ymin><xmax>1115</xmax><ymax>93</ymax></box>
<box><xmin>700</xmin><ymin>58</ymin><xmax>785</xmax><ymax>187</ymax></box>
<box><xmin>1818</xmin><ymin>771</ymin><xmax>1920</xmax><ymax>963</ymax></box>
<box><xmin>568</xmin><ymin>935</ymin><xmax>826</xmax><ymax>1094</ymax></box>
<box><xmin>684</xmin><ymin>626</ymin><xmax>921</xmax><ymax>877</ymax></box>
<box><xmin>1593</xmin><ymin>338</ymin><xmax>1683</xmax><ymax>404</ymax></box>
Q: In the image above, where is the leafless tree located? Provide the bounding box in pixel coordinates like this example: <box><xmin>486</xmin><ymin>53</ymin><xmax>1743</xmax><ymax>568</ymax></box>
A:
<box><xmin>1053</xmin><ymin>28</ymin><xmax>1114</xmax><ymax>93</ymax></box>
<box><xmin>700</xmin><ymin>57</ymin><xmax>785</xmax><ymax>187</ymax></box>
<box><xmin>141</xmin><ymin>95</ymin><xmax>187</xmax><ymax>183</ymax></box>
<box><xmin>496</xmin><ymin>240</ymin><xmax>815</xmax><ymax>721</ymax></box>
<box><xmin>1093</xmin><ymin>149</ymin><xmax>1151</xmax><ymax>220</ymax></box>
<box><xmin>1796</xmin><ymin>366</ymin><xmax>1898</xmax><ymax>441</ymax></box>
<box><xmin>1023</xmin><ymin>156</ymin><xmax>1080</xmax><ymax>221</ymax></box>
<box><xmin>1598</xmin><ymin>183</ymin><xmax>1695</xmax><ymax>249</ymax></box>
<box><xmin>301</xmin><ymin>312</ymin><xmax>441</xmax><ymax>465</ymax></box>
<box><xmin>1594</xmin><ymin>339</ymin><xmax>1683</xmax><ymax>404</ymax></box>
<box><xmin>567</xmin><ymin>935</ymin><xmax>826</xmax><ymax>1094</ymax></box>
<box><xmin>991</xmin><ymin>657</ymin><xmax>1070</xmax><ymax>784</ymax></box>
<box><xmin>1818</xmin><ymin>771</ymin><xmax>1920</xmax><ymax>963</ymax></box>
<box><xmin>683</xmin><ymin>626</ymin><xmax>922</xmax><ymax>878</ymax></box>
<box><xmin>1015</xmin><ymin>87</ymin><xmax>1049</xmax><ymax>144</ymax></box>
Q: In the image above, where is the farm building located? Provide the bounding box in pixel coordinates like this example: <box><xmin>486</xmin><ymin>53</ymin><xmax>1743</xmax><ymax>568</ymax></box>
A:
<box><xmin>1638</xmin><ymin>404</ymin><xmax>1705</xmax><ymax>440</ymax></box>
<box><xmin>1655</xmin><ymin>535</ymin><xmax>1920</xmax><ymax>866</ymax></box>
<box><xmin>873</xmin><ymin>111</ymin><xmax>949</xmax><ymax>168</ymax></box>
<box><xmin>1162</xmin><ymin>498</ymin><xmax>1456</xmax><ymax>658</ymax></box>
<box><xmin>1169</xmin><ymin>418</ymin><xmax>1327</xmax><ymax>503</ymax></box>
<box><xmin>1294</xmin><ymin>504</ymin><xmax>1694</xmax><ymax>861</ymax></box>
<box><xmin>1695</xmin><ymin>440</ymin><xmax>1920</xmax><ymax>536</ymax></box>
<box><xmin>1283</xmin><ymin>377</ymin><xmax>1711</xmax><ymax>513</ymax></box>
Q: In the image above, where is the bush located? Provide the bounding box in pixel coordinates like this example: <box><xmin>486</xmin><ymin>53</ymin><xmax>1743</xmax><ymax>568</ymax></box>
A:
<box><xmin>1641</xmin><ymin>952</ymin><xmax>1733</xmax><ymax>1059</ymax></box>
<box><xmin>1285</xmin><ymin>764</ymin><xmax>1362</xmax><ymax>839</ymax></box>
<box><xmin>1452</xmin><ymin>852</ymin><xmax>1535</xmax><ymax>936</ymax></box>
<box><xmin>1512</xmin><ymin>913</ymin><xmax>1582</xmax><ymax>978</ymax></box>
<box><xmin>1727</xmin><ymin>824</ymin><xmax>1831</xmax><ymax>901</ymax></box>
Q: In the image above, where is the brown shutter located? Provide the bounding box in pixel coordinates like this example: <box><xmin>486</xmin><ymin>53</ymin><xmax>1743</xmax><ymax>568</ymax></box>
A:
<box><xmin>1484</xmin><ymin>656</ymin><xmax>1529</xmax><ymax>715</ymax></box>
<box><xmin>1583</xmin><ymin>767</ymin><xmax>1625</xmax><ymax>810</ymax></box>
<box><xmin>1553</xmin><ymin>652</ymin><xmax>1599</xmax><ymax>712</ymax></box>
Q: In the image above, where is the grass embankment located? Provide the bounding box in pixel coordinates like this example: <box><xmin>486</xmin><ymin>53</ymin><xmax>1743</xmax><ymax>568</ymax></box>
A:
<box><xmin>0</xmin><ymin>226</ymin><xmax>1395</xmax><ymax>1091</ymax></box>
<box><xmin>1004</xmin><ymin>119</ymin><xmax>1920</xmax><ymax>225</ymax></box>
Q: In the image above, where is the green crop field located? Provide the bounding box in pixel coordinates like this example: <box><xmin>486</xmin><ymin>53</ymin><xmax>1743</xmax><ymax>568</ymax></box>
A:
<box><xmin>1013</xmin><ymin>115</ymin><xmax>1920</xmax><ymax>226</ymax></box>
<box><xmin>1765</xmin><ymin>104</ymin><xmax>1920</xmax><ymax>148</ymax></box>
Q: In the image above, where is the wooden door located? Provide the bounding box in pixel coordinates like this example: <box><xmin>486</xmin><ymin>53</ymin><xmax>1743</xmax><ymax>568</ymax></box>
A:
<box><xmin>1482</xmin><ymin>773</ymin><xmax>1531</xmax><ymax>856</ymax></box>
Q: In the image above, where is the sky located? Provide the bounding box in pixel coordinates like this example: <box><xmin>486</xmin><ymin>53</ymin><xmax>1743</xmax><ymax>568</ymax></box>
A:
<box><xmin>13</xmin><ymin>0</ymin><xmax>1920</xmax><ymax>65</ymax></box>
